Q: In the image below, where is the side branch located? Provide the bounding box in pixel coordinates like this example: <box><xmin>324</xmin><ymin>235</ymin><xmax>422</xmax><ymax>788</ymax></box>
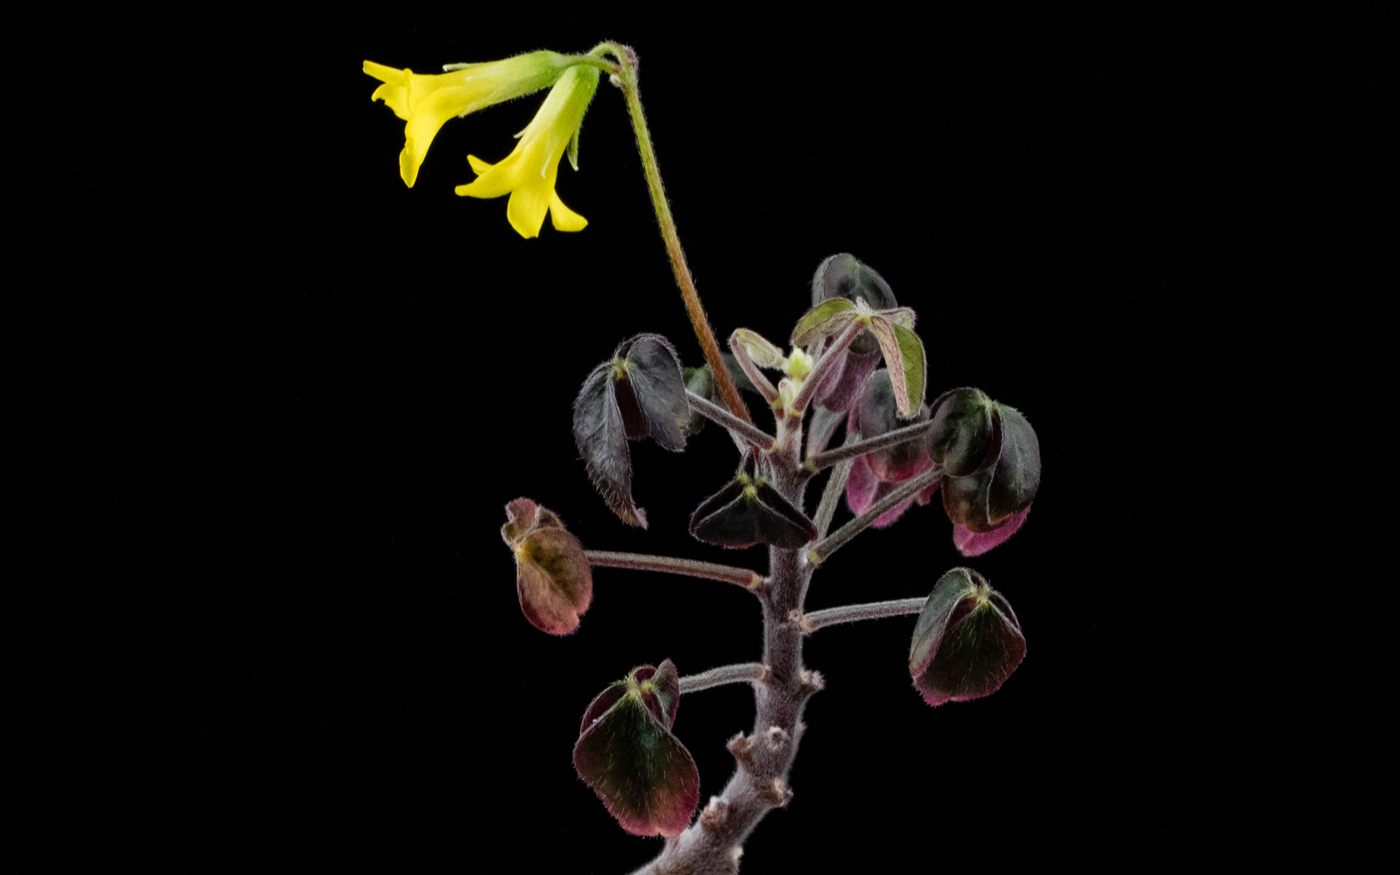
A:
<box><xmin>812</xmin><ymin>431</ymin><xmax>858</xmax><ymax>539</ymax></box>
<box><xmin>585</xmin><ymin>550</ymin><xmax>763</xmax><ymax>590</ymax></box>
<box><xmin>679</xmin><ymin>663</ymin><xmax>768</xmax><ymax>694</ymax></box>
<box><xmin>807</xmin><ymin>419</ymin><xmax>937</xmax><ymax>472</ymax></box>
<box><xmin>602</xmin><ymin>42</ymin><xmax>753</xmax><ymax>427</ymax></box>
<box><xmin>687</xmin><ymin>389</ymin><xmax>776</xmax><ymax>451</ymax></box>
<box><xmin>799</xmin><ymin>598</ymin><xmax>927</xmax><ymax>633</ymax></box>
<box><xmin>806</xmin><ymin>465</ymin><xmax>942</xmax><ymax>566</ymax></box>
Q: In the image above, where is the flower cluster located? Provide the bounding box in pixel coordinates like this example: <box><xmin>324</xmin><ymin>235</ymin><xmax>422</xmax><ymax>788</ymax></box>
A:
<box><xmin>365</xmin><ymin>52</ymin><xmax>599</xmax><ymax>238</ymax></box>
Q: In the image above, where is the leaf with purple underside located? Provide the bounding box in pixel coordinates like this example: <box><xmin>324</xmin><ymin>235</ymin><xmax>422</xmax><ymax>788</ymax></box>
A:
<box><xmin>954</xmin><ymin>505</ymin><xmax>1031</xmax><ymax>557</ymax></box>
<box><xmin>910</xmin><ymin>568</ymin><xmax>1026</xmax><ymax>706</ymax></box>
<box><xmin>502</xmin><ymin>498</ymin><xmax>592</xmax><ymax>635</ymax></box>
<box><xmin>941</xmin><ymin>404</ymin><xmax>1041</xmax><ymax>533</ymax></box>
<box><xmin>573</xmin><ymin>660</ymin><xmax>700</xmax><ymax>837</ymax></box>
<box><xmin>853</xmin><ymin>370</ymin><xmax>931</xmax><ymax>483</ymax></box>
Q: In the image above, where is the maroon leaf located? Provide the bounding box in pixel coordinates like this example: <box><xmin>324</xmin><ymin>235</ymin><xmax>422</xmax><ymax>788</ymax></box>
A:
<box><xmin>502</xmin><ymin>498</ymin><xmax>592</xmax><ymax>635</ymax></box>
<box><xmin>910</xmin><ymin>568</ymin><xmax>1026</xmax><ymax>706</ymax></box>
<box><xmin>573</xmin><ymin>661</ymin><xmax>700</xmax><ymax>837</ymax></box>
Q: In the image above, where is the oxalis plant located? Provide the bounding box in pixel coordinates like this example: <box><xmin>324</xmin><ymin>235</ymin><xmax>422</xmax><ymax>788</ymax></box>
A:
<box><xmin>367</xmin><ymin>42</ymin><xmax>1041</xmax><ymax>875</ymax></box>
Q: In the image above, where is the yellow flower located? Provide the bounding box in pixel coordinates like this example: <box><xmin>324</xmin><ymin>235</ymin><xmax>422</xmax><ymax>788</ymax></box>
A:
<box><xmin>364</xmin><ymin>52</ymin><xmax>570</xmax><ymax>188</ymax></box>
<box><xmin>455</xmin><ymin>65</ymin><xmax>600</xmax><ymax>239</ymax></box>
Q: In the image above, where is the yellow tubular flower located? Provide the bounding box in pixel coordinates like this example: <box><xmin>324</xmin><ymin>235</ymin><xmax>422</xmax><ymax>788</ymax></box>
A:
<box><xmin>455</xmin><ymin>65</ymin><xmax>601</xmax><ymax>239</ymax></box>
<box><xmin>364</xmin><ymin>52</ymin><xmax>571</xmax><ymax>188</ymax></box>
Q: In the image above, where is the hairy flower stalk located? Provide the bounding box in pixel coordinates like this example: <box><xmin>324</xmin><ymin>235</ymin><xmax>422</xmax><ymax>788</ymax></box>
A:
<box><xmin>597</xmin><ymin>43</ymin><xmax>754</xmax><ymax>428</ymax></box>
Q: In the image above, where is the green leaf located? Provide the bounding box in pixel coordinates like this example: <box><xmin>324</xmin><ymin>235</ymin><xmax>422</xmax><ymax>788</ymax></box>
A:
<box><xmin>791</xmin><ymin>298</ymin><xmax>858</xmax><ymax>348</ymax></box>
<box><xmin>865</xmin><ymin>318</ymin><xmax>925</xmax><ymax>417</ymax></box>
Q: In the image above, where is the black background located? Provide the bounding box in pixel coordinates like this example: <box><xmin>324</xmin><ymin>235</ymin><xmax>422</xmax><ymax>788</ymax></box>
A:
<box><xmin>73</xmin><ymin>6</ymin><xmax>1383</xmax><ymax>872</ymax></box>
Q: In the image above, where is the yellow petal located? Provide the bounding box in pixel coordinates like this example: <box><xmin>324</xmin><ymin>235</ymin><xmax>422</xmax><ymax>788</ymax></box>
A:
<box><xmin>365</xmin><ymin>62</ymin><xmax>410</xmax><ymax>119</ymax></box>
<box><xmin>549</xmin><ymin>192</ymin><xmax>588</xmax><ymax>232</ymax></box>
<box><xmin>506</xmin><ymin>176</ymin><xmax>553</xmax><ymax>239</ymax></box>
<box><xmin>455</xmin><ymin>155</ymin><xmax>517</xmax><ymax>200</ymax></box>
<box><xmin>466</xmin><ymin>154</ymin><xmax>494</xmax><ymax>175</ymax></box>
<box><xmin>399</xmin><ymin>86</ymin><xmax>476</xmax><ymax>188</ymax></box>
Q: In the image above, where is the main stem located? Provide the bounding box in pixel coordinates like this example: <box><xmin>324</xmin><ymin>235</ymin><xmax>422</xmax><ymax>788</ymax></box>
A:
<box><xmin>632</xmin><ymin>443</ymin><xmax>815</xmax><ymax>875</ymax></box>
<box><xmin>603</xmin><ymin>43</ymin><xmax>753</xmax><ymax>427</ymax></box>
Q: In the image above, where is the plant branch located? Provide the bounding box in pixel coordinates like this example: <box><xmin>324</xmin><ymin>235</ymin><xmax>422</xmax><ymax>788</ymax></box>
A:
<box><xmin>687</xmin><ymin>389</ymin><xmax>776</xmax><ymax>452</ymax></box>
<box><xmin>678</xmin><ymin>663</ymin><xmax>768</xmax><ymax>694</ymax></box>
<box><xmin>585</xmin><ymin>550</ymin><xmax>763</xmax><ymax>590</ymax></box>
<box><xmin>807</xmin><ymin>419</ymin><xmax>937</xmax><ymax>473</ymax></box>
<box><xmin>601</xmin><ymin>43</ymin><xmax>753</xmax><ymax>427</ymax></box>
<box><xmin>798</xmin><ymin>598</ymin><xmax>927</xmax><ymax>633</ymax></box>
<box><xmin>812</xmin><ymin>430</ymin><xmax>858</xmax><ymax>539</ymax></box>
<box><xmin>806</xmin><ymin>464</ymin><xmax>942</xmax><ymax>567</ymax></box>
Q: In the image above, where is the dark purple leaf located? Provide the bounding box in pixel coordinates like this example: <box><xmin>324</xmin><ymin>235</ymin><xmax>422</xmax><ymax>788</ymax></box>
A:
<box><xmin>573</xmin><ymin>661</ymin><xmax>700</xmax><ymax>837</ymax></box>
<box><xmin>910</xmin><ymin>568</ymin><xmax>1026</xmax><ymax>706</ymax></box>
<box><xmin>573</xmin><ymin>360</ymin><xmax>646</xmax><ymax>527</ymax></box>
<box><xmin>617</xmin><ymin>334</ymin><xmax>689</xmax><ymax>453</ymax></box>
<box><xmin>690</xmin><ymin>454</ymin><xmax>817</xmax><ymax>549</ymax></box>
<box><xmin>941</xmin><ymin>404</ymin><xmax>1040</xmax><ymax>533</ymax></box>
<box><xmin>926</xmin><ymin>388</ymin><xmax>996</xmax><ymax>476</ymax></box>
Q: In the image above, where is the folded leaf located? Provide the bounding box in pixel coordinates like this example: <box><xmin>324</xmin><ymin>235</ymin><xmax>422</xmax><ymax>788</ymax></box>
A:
<box><xmin>573</xmin><ymin>660</ymin><xmax>700</xmax><ymax>837</ymax></box>
<box><xmin>910</xmin><ymin>568</ymin><xmax>1025</xmax><ymax>706</ymax></box>
<box><xmin>502</xmin><ymin>498</ymin><xmax>592</xmax><ymax>635</ymax></box>
<box><xmin>573</xmin><ymin>361</ymin><xmax>645</xmax><ymax>527</ymax></box>
<box><xmin>690</xmin><ymin>454</ymin><xmax>817</xmax><ymax>549</ymax></box>
<box><xmin>791</xmin><ymin>298</ymin><xmax>857</xmax><ymax>348</ymax></box>
<box><xmin>571</xmin><ymin>334</ymin><xmax>690</xmax><ymax>527</ymax></box>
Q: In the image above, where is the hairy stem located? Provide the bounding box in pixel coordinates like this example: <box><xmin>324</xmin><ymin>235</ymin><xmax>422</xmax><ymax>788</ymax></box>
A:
<box><xmin>687</xmin><ymin>390</ymin><xmax>776</xmax><ymax>452</ymax></box>
<box><xmin>799</xmin><ymin>597</ymin><xmax>927</xmax><ymax>633</ymax></box>
<box><xmin>812</xmin><ymin>431</ymin><xmax>857</xmax><ymax>539</ymax></box>
<box><xmin>632</xmin><ymin>442</ymin><xmax>816</xmax><ymax>875</ymax></box>
<box><xmin>601</xmin><ymin>43</ymin><xmax>753</xmax><ymax>427</ymax></box>
<box><xmin>806</xmin><ymin>419</ymin><xmax>937</xmax><ymax>473</ymax></box>
<box><xmin>806</xmin><ymin>465</ymin><xmax>942</xmax><ymax>567</ymax></box>
<box><xmin>585</xmin><ymin>550</ymin><xmax>763</xmax><ymax>590</ymax></box>
<box><xmin>679</xmin><ymin>663</ymin><xmax>769</xmax><ymax>694</ymax></box>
